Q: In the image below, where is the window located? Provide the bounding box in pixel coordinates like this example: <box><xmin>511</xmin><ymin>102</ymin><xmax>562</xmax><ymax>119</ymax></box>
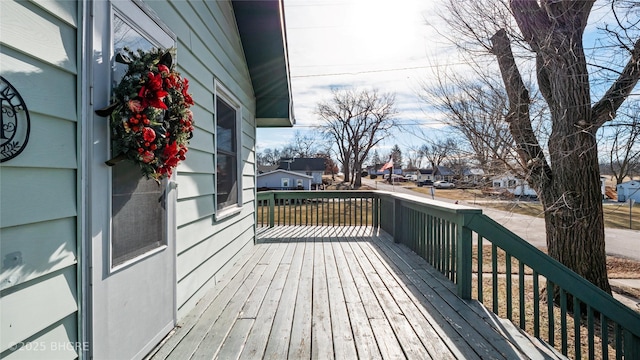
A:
<box><xmin>508</xmin><ymin>179</ymin><xmax>517</xmax><ymax>187</ymax></box>
<box><xmin>215</xmin><ymin>84</ymin><xmax>241</xmax><ymax>214</ymax></box>
<box><xmin>281</xmin><ymin>178</ymin><xmax>289</xmax><ymax>188</ymax></box>
<box><xmin>296</xmin><ymin>179</ymin><xmax>304</xmax><ymax>188</ymax></box>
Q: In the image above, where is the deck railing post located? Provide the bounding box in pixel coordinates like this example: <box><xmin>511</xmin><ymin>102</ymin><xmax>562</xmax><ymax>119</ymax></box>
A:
<box><xmin>393</xmin><ymin>198</ymin><xmax>402</xmax><ymax>243</ymax></box>
<box><xmin>373</xmin><ymin>195</ymin><xmax>379</xmax><ymax>229</ymax></box>
<box><xmin>625</xmin><ymin>333</ymin><xmax>640</xmax><ymax>357</ymax></box>
<box><xmin>269</xmin><ymin>192</ymin><xmax>275</xmax><ymax>228</ymax></box>
<box><xmin>456</xmin><ymin>216</ymin><xmax>473</xmax><ymax>299</ymax></box>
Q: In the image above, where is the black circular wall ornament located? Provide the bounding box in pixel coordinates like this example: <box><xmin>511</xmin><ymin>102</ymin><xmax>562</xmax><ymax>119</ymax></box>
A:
<box><xmin>0</xmin><ymin>76</ymin><xmax>31</xmax><ymax>162</ymax></box>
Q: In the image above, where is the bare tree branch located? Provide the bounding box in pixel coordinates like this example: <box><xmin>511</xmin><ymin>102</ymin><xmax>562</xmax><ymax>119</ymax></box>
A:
<box><xmin>316</xmin><ymin>88</ymin><xmax>397</xmax><ymax>187</ymax></box>
<box><xmin>592</xmin><ymin>39</ymin><xmax>640</xmax><ymax>127</ymax></box>
<box><xmin>490</xmin><ymin>29</ymin><xmax>551</xmax><ymax>188</ymax></box>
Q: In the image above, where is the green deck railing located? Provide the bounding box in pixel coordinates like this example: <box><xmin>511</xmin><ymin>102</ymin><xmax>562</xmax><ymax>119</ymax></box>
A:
<box><xmin>256</xmin><ymin>190</ymin><xmax>640</xmax><ymax>359</ymax></box>
<box><xmin>256</xmin><ymin>190</ymin><xmax>380</xmax><ymax>228</ymax></box>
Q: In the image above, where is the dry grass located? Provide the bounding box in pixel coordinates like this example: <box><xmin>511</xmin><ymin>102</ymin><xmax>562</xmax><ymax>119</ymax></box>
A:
<box><xmin>473</xmin><ymin>245</ymin><xmax>640</xmax><ymax>280</ymax></box>
<box><xmin>408</xmin><ymin>187</ymin><xmax>640</xmax><ymax>230</ymax></box>
<box><xmin>257</xmin><ymin>200</ymin><xmax>375</xmax><ymax>227</ymax></box>
<box><xmin>613</xmin><ymin>285</ymin><xmax>640</xmax><ymax>300</ymax></box>
<box><xmin>473</xmin><ymin>277</ymin><xmax>621</xmax><ymax>359</ymax></box>
<box><xmin>479</xmin><ymin>201</ymin><xmax>640</xmax><ymax>230</ymax></box>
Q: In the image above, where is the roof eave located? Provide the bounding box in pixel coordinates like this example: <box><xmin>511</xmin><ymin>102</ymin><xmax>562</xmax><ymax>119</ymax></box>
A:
<box><xmin>232</xmin><ymin>0</ymin><xmax>295</xmax><ymax>128</ymax></box>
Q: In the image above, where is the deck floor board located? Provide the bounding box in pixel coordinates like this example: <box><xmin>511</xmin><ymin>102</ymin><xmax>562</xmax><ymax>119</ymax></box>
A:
<box><xmin>147</xmin><ymin>226</ymin><xmax>564</xmax><ymax>360</ymax></box>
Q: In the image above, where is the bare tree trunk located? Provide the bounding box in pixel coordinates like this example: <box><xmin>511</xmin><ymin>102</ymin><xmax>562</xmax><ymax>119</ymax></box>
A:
<box><xmin>438</xmin><ymin>0</ymin><xmax>640</xmax><ymax>295</ymax></box>
<box><xmin>342</xmin><ymin>160</ymin><xmax>350</xmax><ymax>183</ymax></box>
<box><xmin>353</xmin><ymin>163</ymin><xmax>362</xmax><ymax>188</ymax></box>
<box><xmin>542</xmin><ymin>147</ymin><xmax>609</xmax><ymax>293</ymax></box>
<box><xmin>490</xmin><ymin>22</ymin><xmax>612</xmax><ymax>293</ymax></box>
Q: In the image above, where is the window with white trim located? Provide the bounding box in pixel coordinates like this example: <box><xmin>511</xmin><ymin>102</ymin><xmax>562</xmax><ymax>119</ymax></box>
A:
<box><xmin>215</xmin><ymin>84</ymin><xmax>241</xmax><ymax>213</ymax></box>
<box><xmin>281</xmin><ymin>178</ymin><xmax>289</xmax><ymax>188</ymax></box>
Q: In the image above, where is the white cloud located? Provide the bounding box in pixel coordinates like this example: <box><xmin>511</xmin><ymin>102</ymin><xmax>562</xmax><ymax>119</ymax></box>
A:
<box><xmin>258</xmin><ymin>0</ymin><xmax>450</xmax><ymax>150</ymax></box>
<box><xmin>266</xmin><ymin>1</ymin><xmax>639</xmax><ymax>156</ymax></box>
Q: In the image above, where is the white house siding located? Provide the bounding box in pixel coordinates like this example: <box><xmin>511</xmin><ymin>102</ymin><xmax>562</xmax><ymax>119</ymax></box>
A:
<box><xmin>145</xmin><ymin>1</ymin><xmax>258</xmax><ymax>318</ymax></box>
<box><xmin>617</xmin><ymin>181</ymin><xmax>640</xmax><ymax>203</ymax></box>
<box><xmin>0</xmin><ymin>0</ymin><xmax>80</xmax><ymax>358</ymax></box>
<box><xmin>257</xmin><ymin>170</ymin><xmax>312</xmax><ymax>189</ymax></box>
<box><xmin>310</xmin><ymin>171</ymin><xmax>323</xmax><ymax>185</ymax></box>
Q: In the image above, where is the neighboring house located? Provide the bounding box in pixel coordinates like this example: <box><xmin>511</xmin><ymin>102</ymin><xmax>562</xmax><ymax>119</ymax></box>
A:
<box><xmin>463</xmin><ymin>168</ymin><xmax>485</xmax><ymax>184</ymax></box>
<box><xmin>0</xmin><ymin>1</ymin><xmax>293</xmax><ymax>359</ymax></box>
<box><xmin>617</xmin><ymin>180</ymin><xmax>640</xmax><ymax>202</ymax></box>
<box><xmin>434</xmin><ymin>166</ymin><xmax>456</xmax><ymax>182</ymax></box>
<box><xmin>257</xmin><ymin>169</ymin><xmax>312</xmax><ymax>190</ymax></box>
<box><xmin>417</xmin><ymin>168</ymin><xmax>434</xmax><ymax>183</ymax></box>
<box><xmin>402</xmin><ymin>170</ymin><xmax>418</xmax><ymax>181</ymax></box>
<box><xmin>257</xmin><ymin>164</ymin><xmax>279</xmax><ymax>174</ymax></box>
<box><xmin>492</xmin><ymin>174</ymin><xmax>538</xmax><ymax>197</ymax></box>
<box><xmin>278</xmin><ymin>158</ymin><xmax>325</xmax><ymax>186</ymax></box>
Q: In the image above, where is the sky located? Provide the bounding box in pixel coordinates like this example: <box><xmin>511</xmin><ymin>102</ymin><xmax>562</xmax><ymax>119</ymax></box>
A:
<box><xmin>256</xmin><ymin>0</ymin><xmax>638</xmax><ymax>162</ymax></box>
<box><xmin>257</xmin><ymin>0</ymin><xmax>453</xmax><ymax>155</ymax></box>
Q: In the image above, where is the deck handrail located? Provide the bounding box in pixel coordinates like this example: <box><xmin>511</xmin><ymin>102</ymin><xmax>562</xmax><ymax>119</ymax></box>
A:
<box><xmin>464</xmin><ymin>214</ymin><xmax>640</xmax><ymax>354</ymax></box>
<box><xmin>256</xmin><ymin>190</ymin><xmax>640</xmax><ymax>358</ymax></box>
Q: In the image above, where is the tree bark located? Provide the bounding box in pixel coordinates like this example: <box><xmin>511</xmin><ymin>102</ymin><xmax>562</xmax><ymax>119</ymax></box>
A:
<box><xmin>487</xmin><ymin>0</ymin><xmax>640</xmax><ymax>294</ymax></box>
<box><xmin>490</xmin><ymin>1</ymin><xmax>613</xmax><ymax>293</ymax></box>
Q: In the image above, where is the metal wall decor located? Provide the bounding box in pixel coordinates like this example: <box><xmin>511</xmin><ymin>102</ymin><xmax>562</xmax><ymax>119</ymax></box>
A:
<box><xmin>0</xmin><ymin>76</ymin><xmax>30</xmax><ymax>162</ymax></box>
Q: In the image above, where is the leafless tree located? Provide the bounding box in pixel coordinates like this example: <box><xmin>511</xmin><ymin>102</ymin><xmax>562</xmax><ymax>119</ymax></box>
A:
<box><xmin>289</xmin><ymin>131</ymin><xmax>319</xmax><ymax>158</ymax></box>
<box><xmin>316</xmin><ymin>88</ymin><xmax>397</xmax><ymax>187</ymax></box>
<box><xmin>418</xmin><ymin>138</ymin><xmax>458</xmax><ymax>169</ymax></box>
<box><xmin>420</xmin><ymin>70</ymin><xmax>544</xmax><ymax>177</ymax></box>
<box><xmin>438</xmin><ymin>0</ymin><xmax>640</xmax><ymax>293</ymax></box>
<box><xmin>256</xmin><ymin>148</ymin><xmax>281</xmax><ymax>166</ymax></box>
<box><xmin>605</xmin><ymin>100</ymin><xmax>640</xmax><ymax>184</ymax></box>
<box><xmin>256</xmin><ymin>130</ymin><xmax>326</xmax><ymax>167</ymax></box>
<box><xmin>405</xmin><ymin>146</ymin><xmax>422</xmax><ymax>170</ymax></box>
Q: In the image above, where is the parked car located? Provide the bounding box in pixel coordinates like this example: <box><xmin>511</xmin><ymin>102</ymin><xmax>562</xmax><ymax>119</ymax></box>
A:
<box><xmin>433</xmin><ymin>180</ymin><xmax>455</xmax><ymax>189</ymax></box>
<box><xmin>417</xmin><ymin>180</ymin><xmax>433</xmax><ymax>187</ymax></box>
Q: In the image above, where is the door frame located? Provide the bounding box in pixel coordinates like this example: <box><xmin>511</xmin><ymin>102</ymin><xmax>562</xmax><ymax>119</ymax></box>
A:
<box><xmin>83</xmin><ymin>1</ymin><xmax>178</xmax><ymax>358</ymax></box>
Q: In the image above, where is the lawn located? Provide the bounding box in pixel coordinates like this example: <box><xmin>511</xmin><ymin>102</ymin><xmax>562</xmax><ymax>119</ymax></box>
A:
<box><xmin>479</xmin><ymin>201</ymin><xmax>640</xmax><ymax>230</ymax></box>
<box><xmin>409</xmin><ymin>187</ymin><xmax>640</xmax><ymax>230</ymax></box>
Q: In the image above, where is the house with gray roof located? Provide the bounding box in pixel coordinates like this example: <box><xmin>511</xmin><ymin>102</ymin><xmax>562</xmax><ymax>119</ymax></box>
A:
<box><xmin>278</xmin><ymin>158</ymin><xmax>325</xmax><ymax>186</ymax></box>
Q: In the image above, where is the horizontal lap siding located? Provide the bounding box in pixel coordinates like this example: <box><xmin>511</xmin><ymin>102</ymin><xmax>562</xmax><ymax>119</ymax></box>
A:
<box><xmin>0</xmin><ymin>0</ymin><xmax>79</xmax><ymax>357</ymax></box>
<box><xmin>147</xmin><ymin>0</ymin><xmax>258</xmax><ymax>318</ymax></box>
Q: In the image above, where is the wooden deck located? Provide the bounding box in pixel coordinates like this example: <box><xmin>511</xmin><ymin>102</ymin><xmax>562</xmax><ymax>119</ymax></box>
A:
<box><xmin>146</xmin><ymin>226</ymin><xmax>563</xmax><ymax>360</ymax></box>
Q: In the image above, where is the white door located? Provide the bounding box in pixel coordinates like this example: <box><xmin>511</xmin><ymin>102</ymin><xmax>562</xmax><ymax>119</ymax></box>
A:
<box><xmin>89</xmin><ymin>2</ymin><xmax>176</xmax><ymax>359</ymax></box>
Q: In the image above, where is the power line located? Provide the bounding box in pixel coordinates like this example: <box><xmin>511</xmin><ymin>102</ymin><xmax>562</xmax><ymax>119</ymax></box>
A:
<box><xmin>291</xmin><ymin>62</ymin><xmax>472</xmax><ymax>78</ymax></box>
